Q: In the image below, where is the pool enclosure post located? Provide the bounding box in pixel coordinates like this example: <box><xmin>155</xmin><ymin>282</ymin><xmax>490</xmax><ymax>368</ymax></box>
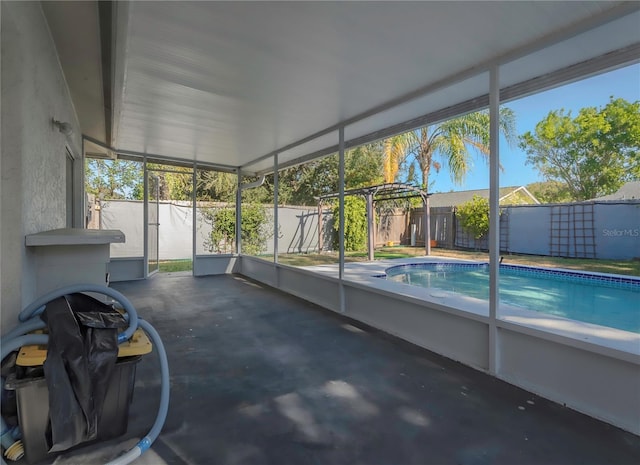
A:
<box><xmin>318</xmin><ymin>201</ymin><xmax>323</xmax><ymax>253</ymax></box>
<box><xmin>236</xmin><ymin>168</ymin><xmax>242</xmax><ymax>255</ymax></box>
<box><xmin>366</xmin><ymin>192</ymin><xmax>375</xmax><ymax>261</ymax></box>
<box><xmin>143</xmin><ymin>156</ymin><xmax>149</xmax><ymax>275</ymax></box>
<box><xmin>192</xmin><ymin>164</ymin><xmax>197</xmax><ymax>272</ymax></box>
<box><xmin>274</xmin><ymin>154</ymin><xmax>279</xmax><ymax>264</ymax></box>
<box><xmin>488</xmin><ymin>65</ymin><xmax>500</xmax><ymax>375</ymax></box>
<box><xmin>424</xmin><ymin>195</ymin><xmax>431</xmax><ymax>256</ymax></box>
<box><xmin>338</xmin><ymin>126</ymin><xmax>346</xmax><ymax>313</ymax></box>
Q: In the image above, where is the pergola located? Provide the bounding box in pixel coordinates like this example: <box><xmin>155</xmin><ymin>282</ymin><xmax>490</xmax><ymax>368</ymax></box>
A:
<box><xmin>319</xmin><ymin>183</ymin><xmax>430</xmax><ymax>260</ymax></box>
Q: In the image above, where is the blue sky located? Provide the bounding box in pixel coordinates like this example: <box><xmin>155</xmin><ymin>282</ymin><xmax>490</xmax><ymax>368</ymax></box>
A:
<box><xmin>426</xmin><ymin>63</ymin><xmax>640</xmax><ymax>193</ymax></box>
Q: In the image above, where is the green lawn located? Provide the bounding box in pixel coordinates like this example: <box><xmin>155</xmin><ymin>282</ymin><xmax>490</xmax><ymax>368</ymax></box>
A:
<box><xmin>277</xmin><ymin>246</ymin><xmax>640</xmax><ymax>276</ymax></box>
<box><xmin>156</xmin><ymin>249</ymin><xmax>640</xmax><ymax>276</ymax></box>
<box><xmin>158</xmin><ymin>259</ymin><xmax>193</xmax><ymax>272</ymax></box>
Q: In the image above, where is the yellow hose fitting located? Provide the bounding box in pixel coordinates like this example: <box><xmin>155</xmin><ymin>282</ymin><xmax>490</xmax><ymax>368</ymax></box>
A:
<box><xmin>4</xmin><ymin>440</ymin><xmax>24</xmax><ymax>461</ymax></box>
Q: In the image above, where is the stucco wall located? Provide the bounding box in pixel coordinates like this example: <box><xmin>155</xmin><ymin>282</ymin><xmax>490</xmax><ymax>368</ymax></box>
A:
<box><xmin>1</xmin><ymin>2</ymin><xmax>81</xmax><ymax>333</ymax></box>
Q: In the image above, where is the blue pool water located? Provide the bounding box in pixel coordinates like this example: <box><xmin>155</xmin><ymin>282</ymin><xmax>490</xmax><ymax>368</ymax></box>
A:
<box><xmin>385</xmin><ymin>263</ymin><xmax>640</xmax><ymax>333</ymax></box>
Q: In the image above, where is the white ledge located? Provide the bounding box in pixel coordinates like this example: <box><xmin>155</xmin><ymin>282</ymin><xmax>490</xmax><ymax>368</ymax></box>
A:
<box><xmin>25</xmin><ymin>228</ymin><xmax>125</xmax><ymax>246</ymax></box>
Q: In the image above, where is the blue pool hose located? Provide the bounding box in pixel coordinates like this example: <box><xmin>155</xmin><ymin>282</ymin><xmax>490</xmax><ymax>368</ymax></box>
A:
<box><xmin>1</xmin><ymin>284</ymin><xmax>170</xmax><ymax>465</ymax></box>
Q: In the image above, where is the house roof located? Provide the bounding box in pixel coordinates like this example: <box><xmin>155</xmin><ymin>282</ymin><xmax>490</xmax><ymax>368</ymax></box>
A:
<box><xmin>42</xmin><ymin>2</ymin><xmax>640</xmax><ymax>173</ymax></box>
<box><xmin>429</xmin><ymin>186</ymin><xmax>539</xmax><ymax>208</ymax></box>
<box><xmin>595</xmin><ymin>181</ymin><xmax>640</xmax><ymax>201</ymax></box>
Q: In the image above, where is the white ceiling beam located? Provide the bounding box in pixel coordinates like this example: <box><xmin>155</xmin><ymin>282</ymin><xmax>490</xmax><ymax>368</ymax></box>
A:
<box><xmin>244</xmin><ymin>2</ymin><xmax>638</xmax><ymax>171</ymax></box>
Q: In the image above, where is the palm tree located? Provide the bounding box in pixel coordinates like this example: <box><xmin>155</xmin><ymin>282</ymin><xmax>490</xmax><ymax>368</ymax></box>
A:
<box><xmin>384</xmin><ymin>108</ymin><xmax>516</xmax><ymax>189</ymax></box>
<box><xmin>383</xmin><ymin>135</ymin><xmax>410</xmax><ymax>183</ymax></box>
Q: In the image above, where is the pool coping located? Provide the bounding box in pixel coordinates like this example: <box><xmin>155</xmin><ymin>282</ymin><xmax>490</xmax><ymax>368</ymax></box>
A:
<box><xmin>301</xmin><ymin>257</ymin><xmax>640</xmax><ymax>358</ymax></box>
<box><xmin>386</xmin><ymin>261</ymin><xmax>640</xmax><ymax>290</ymax></box>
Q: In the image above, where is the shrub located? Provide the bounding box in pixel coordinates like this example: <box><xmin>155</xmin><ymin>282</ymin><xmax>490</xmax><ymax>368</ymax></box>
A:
<box><xmin>202</xmin><ymin>203</ymin><xmax>273</xmax><ymax>255</ymax></box>
<box><xmin>331</xmin><ymin>196</ymin><xmax>368</xmax><ymax>251</ymax></box>
<box><xmin>457</xmin><ymin>195</ymin><xmax>491</xmax><ymax>240</ymax></box>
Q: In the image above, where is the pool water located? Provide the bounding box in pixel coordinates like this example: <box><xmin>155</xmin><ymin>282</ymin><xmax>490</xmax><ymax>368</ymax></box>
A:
<box><xmin>385</xmin><ymin>263</ymin><xmax>640</xmax><ymax>333</ymax></box>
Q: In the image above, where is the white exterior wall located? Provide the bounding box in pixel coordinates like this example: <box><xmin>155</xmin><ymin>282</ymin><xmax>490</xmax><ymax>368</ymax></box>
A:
<box><xmin>1</xmin><ymin>2</ymin><xmax>81</xmax><ymax>333</ymax></box>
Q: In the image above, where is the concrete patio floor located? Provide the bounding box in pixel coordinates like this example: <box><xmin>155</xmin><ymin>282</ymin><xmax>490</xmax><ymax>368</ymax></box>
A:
<box><xmin>42</xmin><ymin>272</ymin><xmax>640</xmax><ymax>464</ymax></box>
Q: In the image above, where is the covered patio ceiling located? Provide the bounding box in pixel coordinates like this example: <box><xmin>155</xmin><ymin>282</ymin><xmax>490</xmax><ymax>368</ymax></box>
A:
<box><xmin>45</xmin><ymin>1</ymin><xmax>640</xmax><ymax>174</ymax></box>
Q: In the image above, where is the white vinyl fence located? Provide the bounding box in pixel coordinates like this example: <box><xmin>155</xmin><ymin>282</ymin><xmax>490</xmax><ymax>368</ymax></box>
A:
<box><xmin>98</xmin><ymin>200</ymin><xmax>332</xmax><ymax>259</ymax></box>
<box><xmin>96</xmin><ymin>199</ymin><xmax>639</xmax><ymax>260</ymax></box>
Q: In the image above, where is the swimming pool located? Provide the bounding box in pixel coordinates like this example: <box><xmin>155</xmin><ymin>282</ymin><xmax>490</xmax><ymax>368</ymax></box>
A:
<box><xmin>385</xmin><ymin>263</ymin><xmax>640</xmax><ymax>333</ymax></box>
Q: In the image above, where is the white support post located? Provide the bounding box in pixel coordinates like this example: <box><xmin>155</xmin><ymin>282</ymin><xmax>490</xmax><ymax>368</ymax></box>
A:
<box><xmin>318</xmin><ymin>202</ymin><xmax>323</xmax><ymax>253</ymax></box>
<box><xmin>274</xmin><ymin>154</ymin><xmax>279</xmax><ymax>264</ymax></box>
<box><xmin>80</xmin><ymin>137</ymin><xmax>87</xmax><ymax>229</ymax></box>
<box><xmin>425</xmin><ymin>195</ymin><xmax>431</xmax><ymax>255</ymax></box>
<box><xmin>338</xmin><ymin>126</ymin><xmax>346</xmax><ymax>313</ymax></box>
<box><xmin>236</xmin><ymin>168</ymin><xmax>242</xmax><ymax>255</ymax></box>
<box><xmin>489</xmin><ymin>65</ymin><xmax>500</xmax><ymax>375</ymax></box>
<box><xmin>143</xmin><ymin>157</ymin><xmax>149</xmax><ymax>276</ymax></box>
<box><xmin>367</xmin><ymin>192</ymin><xmax>374</xmax><ymax>261</ymax></box>
<box><xmin>192</xmin><ymin>165</ymin><xmax>197</xmax><ymax>274</ymax></box>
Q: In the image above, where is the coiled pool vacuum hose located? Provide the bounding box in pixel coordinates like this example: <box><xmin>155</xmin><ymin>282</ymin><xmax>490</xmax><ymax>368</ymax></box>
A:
<box><xmin>1</xmin><ymin>284</ymin><xmax>170</xmax><ymax>465</ymax></box>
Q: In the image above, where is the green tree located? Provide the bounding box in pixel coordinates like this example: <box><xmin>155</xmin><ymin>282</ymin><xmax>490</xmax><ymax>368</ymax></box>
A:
<box><xmin>205</xmin><ymin>208</ymin><xmax>236</xmax><ymax>253</ymax></box>
<box><xmin>519</xmin><ymin>97</ymin><xmax>640</xmax><ymax>201</ymax></box>
<box><xmin>187</xmin><ymin>169</ymin><xmax>238</xmax><ymax>203</ymax></box>
<box><xmin>346</xmin><ymin>142</ymin><xmax>385</xmax><ymax>188</ymax></box>
<box><xmin>457</xmin><ymin>195</ymin><xmax>491</xmax><ymax>240</ymax></box>
<box><xmin>331</xmin><ymin>196</ymin><xmax>367</xmax><ymax>251</ymax></box>
<box><xmin>142</xmin><ymin>165</ymin><xmax>238</xmax><ymax>202</ymax></box>
<box><xmin>257</xmin><ymin>142</ymin><xmax>385</xmax><ymax>207</ymax></box>
<box><xmin>162</xmin><ymin>167</ymin><xmax>193</xmax><ymax>200</ymax></box>
<box><xmin>384</xmin><ymin>135</ymin><xmax>411</xmax><ymax>183</ymax></box>
<box><xmin>384</xmin><ymin>108</ymin><xmax>517</xmax><ymax>189</ymax></box>
<box><xmin>85</xmin><ymin>159</ymin><xmax>143</xmax><ymax>200</ymax></box>
<box><xmin>238</xmin><ymin>164</ymin><xmax>310</xmax><ymax>207</ymax></box>
<box><xmin>196</xmin><ymin>170</ymin><xmax>237</xmax><ymax>202</ymax></box>
<box><xmin>281</xmin><ymin>156</ymin><xmax>339</xmax><ymax>205</ymax></box>
<box><xmin>526</xmin><ymin>181</ymin><xmax>572</xmax><ymax>204</ymax></box>
<box><xmin>201</xmin><ymin>203</ymin><xmax>273</xmax><ymax>255</ymax></box>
